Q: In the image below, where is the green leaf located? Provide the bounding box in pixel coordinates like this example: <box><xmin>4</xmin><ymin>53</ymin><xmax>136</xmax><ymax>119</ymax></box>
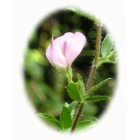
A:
<box><xmin>85</xmin><ymin>96</ymin><xmax>110</xmax><ymax>102</ymax></box>
<box><xmin>97</xmin><ymin>57</ymin><xmax>108</xmax><ymax>67</ymax></box>
<box><xmin>105</xmin><ymin>60</ymin><xmax>116</xmax><ymax>64</ymax></box>
<box><xmin>86</xmin><ymin>78</ymin><xmax>112</xmax><ymax>95</ymax></box>
<box><xmin>90</xmin><ymin>117</ymin><xmax>99</xmax><ymax>122</ymax></box>
<box><xmin>101</xmin><ymin>34</ymin><xmax>114</xmax><ymax>57</ymax></box>
<box><xmin>109</xmin><ymin>52</ymin><xmax>117</xmax><ymax>61</ymax></box>
<box><xmin>76</xmin><ymin>120</ymin><xmax>96</xmax><ymax>131</ymax></box>
<box><xmin>68</xmin><ymin>101</ymin><xmax>78</xmax><ymax>118</ymax></box>
<box><xmin>67</xmin><ymin>83</ymin><xmax>82</xmax><ymax>101</ymax></box>
<box><xmin>76</xmin><ymin>74</ymin><xmax>85</xmax><ymax>97</ymax></box>
<box><xmin>97</xmin><ymin>51</ymin><xmax>117</xmax><ymax>67</ymax></box>
<box><xmin>60</xmin><ymin>106</ymin><xmax>72</xmax><ymax>129</ymax></box>
<box><xmin>67</xmin><ymin>74</ymin><xmax>85</xmax><ymax>101</ymax></box>
<box><xmin>37</xmin><ymin>113</ymin><xmax>62</xmax><ymax>129</ymax></box>
<box><xmin>64</xmin><ymin>102</ymin><xmax>69</xmax><ymax>108</ymax></box>
<box><xmin>68</xmin><ymin>101</ymin><xmax>78</xmax><ymax>112</ymax></box>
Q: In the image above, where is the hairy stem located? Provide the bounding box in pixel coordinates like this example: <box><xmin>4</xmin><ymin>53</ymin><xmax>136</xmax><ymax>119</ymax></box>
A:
<box><xmin>86</xmin><ymin>22</ymin><xmax>102</xmax><ymax>90</ymax></box>
<box><xmin>70</xmin><ymin>22</ymin><xmax>102</xmax><ymax>133</ymax></box>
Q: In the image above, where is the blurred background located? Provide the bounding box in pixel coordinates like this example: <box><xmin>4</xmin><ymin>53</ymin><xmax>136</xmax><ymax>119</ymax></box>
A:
<box><xmin>23</xmin><ymin>9</ymin><xmax>117</xmax><ymax>127</ymax></box>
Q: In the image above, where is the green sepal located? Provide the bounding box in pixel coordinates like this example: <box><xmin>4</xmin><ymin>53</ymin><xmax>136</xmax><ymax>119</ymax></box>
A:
<box><xmin>37</xmin><ymin>113</ymin><xmax>62</xmax><ymax>129</ymax></box>
<box><xmin>101</xmin><ymin>34</ymin><xmax>114</xmax><ymax>57</ymax></box>
<box><xmin>85</xmin><ymin>95</ymin><xmax>110</xmax><ymax>102</ymax></box>
<box><xmin>85</xmin><ymin>78</ymin><xmax>112</xmax><ymax>96</ymax></box>
<box><xmin>67</xmin><ymin>74</ymin><xmax>85</xmax><ymax>101</ymax></box>
<box><xmin>60</xmin><ymin>106</ymin><xmax>72</xmax><ymax>129</ymax></box>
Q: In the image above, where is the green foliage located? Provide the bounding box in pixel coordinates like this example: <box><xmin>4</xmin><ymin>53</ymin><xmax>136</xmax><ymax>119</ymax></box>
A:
<box><xmin>76</xmin><ymin>120</ymin><xmax>96</xmax><ymax>131</ymax></box>
<box><xmin>25</xmin><ymin>49</ymin><xmax>46</xmax><ymax>65</ymax></box>
<box><xmin>85</xmin><ymin>78</ymin><xmax>113</xmax><ymax>96</ymax></box>
<box><xmin>38</xmin><ymin>101</ymin><xmax>78</xmax><ymax>131</ymax></box>
<box><xmin>67</xmin><ymin>83</ymin><xmax>82</xmax><ymax>101</ymax></box>
<box><xmin>101</xmin><ymin>34</ymin><xmax>114</xmax><ymax>57</ymax></box>
<box><xmin>68</xmin><ymin>101</ymin><xmax>78</xmax><ymax>112</ymax></box>
<box><xmin>37</xmin><ymin>113</ymin><xmax>62</xmax><ymax>129</ymax></box>
<box><xmin>97</xmin><ymin>51</ymin><xmax>117</xmax><ymax>67</ymax></box>
<box><xmin>60</xmin><ymin>106</ymin><xmax>72</xmax><ymax>129</ymax></box>
<box><xmin>67</xmin><ymin>74</ymin><xmax>85</xmax><ymax>101</ymax></box>
<box><xmin>85</xmin><ymin>96</ymin><xmax>110</xmax><ymax>102</ymax></box>
<box><xmin>68</xmin><ymin>101</ymin><xmax>78</xmax><ymax>117</ymax></box>
<box><xmin>76</xmin><ymin>74</ymin><xmax>85</xmax><ymax>98</ymax></box>
<box><xmin>90</xmin><ymin>117</ymin><xmax>99</xmax><ymax>122</ymax></box>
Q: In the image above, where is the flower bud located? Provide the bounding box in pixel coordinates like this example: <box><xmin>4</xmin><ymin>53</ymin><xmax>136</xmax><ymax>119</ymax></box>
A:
<box><xmin>46</xmin><ymin>32</ymin><xmax>86</xmax><ymax>70</ymax></box>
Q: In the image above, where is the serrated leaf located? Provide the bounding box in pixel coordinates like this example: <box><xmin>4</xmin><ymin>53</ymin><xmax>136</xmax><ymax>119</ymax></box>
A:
<box><xmin>76</xmin><ymin>120</ymin><xmax>96</xmax><ymax>131</ymax></box>
<box><xmin>60</xmin><ymin>106</ymin><xmax>72</xmax><ymax>129</ymax></box>
<box><xmin>67</xmin><ymin>74</ymin><xmax>85</xmax><ymax>101</ymax></box>
<box><xmin>85</xmin><ymin>96</ymin><xmax>110</xmax><ymax>102</ymax></box>
<box><xmin>101</xmin><ymin>34</ymin><xmax>114</xmax><ymax>57</ymax></box>
<box><xmin>85</xmin><ymin>78</ymin><xmax>112</xmax><ymax>95</ymax></box>
<box><xmin>37</xmin><ymin>113</ymin><xmax>62</xmax><ymax>129</ymax></box>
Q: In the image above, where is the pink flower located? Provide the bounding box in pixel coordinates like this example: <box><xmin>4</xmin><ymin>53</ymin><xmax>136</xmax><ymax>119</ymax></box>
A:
<box><xmin>46</xmin><ymin>32</ymin><xmax>86</xmax><ymax>69</ymax></box>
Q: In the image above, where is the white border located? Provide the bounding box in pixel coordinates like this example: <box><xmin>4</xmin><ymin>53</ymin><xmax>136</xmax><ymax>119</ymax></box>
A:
<box><xmin>14</xmin><ymin>0</ymin><xmax>126</xmax><ymax>140</ymax></box>
<box><xmin>0</xmin><ymin>1</ymin><xmax>14</xmax><ymax>140</ymax></box>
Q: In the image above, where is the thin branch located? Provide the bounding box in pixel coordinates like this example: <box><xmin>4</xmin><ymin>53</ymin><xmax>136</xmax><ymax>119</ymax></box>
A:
<box><xmin>71</xmin><ymin>103</ymin><xmax>85</xmax><ymax>133</ymax></box>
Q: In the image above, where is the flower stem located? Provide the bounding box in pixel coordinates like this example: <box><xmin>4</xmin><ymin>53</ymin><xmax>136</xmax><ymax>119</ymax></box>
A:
<box><xmin>65</xmin><ymin>68</ymin><xmax>73</xmax><ymax>83</ymax></box>
<box><xmin>70</xmin><ymin>21</ymin><xmax>102</xmax><ymax>133</ymax></box>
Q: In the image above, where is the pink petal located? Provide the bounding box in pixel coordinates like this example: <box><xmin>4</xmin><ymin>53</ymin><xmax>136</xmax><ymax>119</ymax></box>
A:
<box><xmin>50</xmin><ymin>39</ymin><xmax>67</xmax><ymax>68</ymax></box>
<box><xmin>64</xmin><ymin>32</ymin><xmax>86</xmax><ymax>66</ymax></box>
<box><xmin>46</xmin><ymin>45</ymin><xmax>53</xmax><ymax>65</ymax></box>
<box><xmin>54</xmin><ymin>32</ymin><xmax>74</xmax><ymax>55</ymax></box>
<box><xmin>63</xmin><ymin>32</ymin><xmax>74</xmax><ymax>38</ymax></box>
